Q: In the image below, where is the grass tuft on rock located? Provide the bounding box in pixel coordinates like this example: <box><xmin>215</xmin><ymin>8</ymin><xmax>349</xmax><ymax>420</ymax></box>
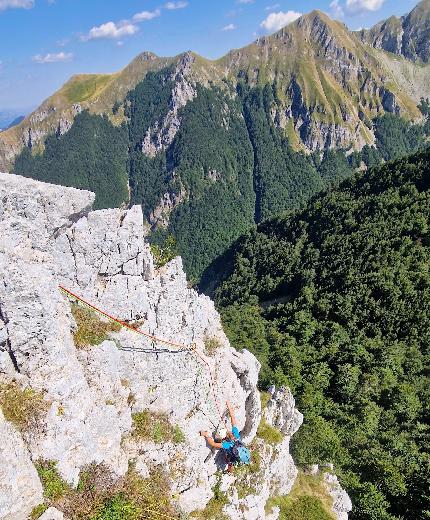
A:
<box><xmin>0</xmin><ymin>382</ymin><xmax>47</xmax><ymax>432</ymax></box>
<box><xmin>132</xmin><ymin>410</ymin><xmax>185</xmax><ymax>444</ymax></box>
<box><xmin>35</xmin><ymin>460</ymin><xmax>70</xmax><ymax>501</ymax></box>
<box><xmin>204</xmin><ymin>337</ymin><xmax>222</xmax><ymax>356</ymax></box>
<box><xmin>71</xmin><ymin>304</ymin><xmax>121</xmax><ymax>348</ymax></box>
<box><xmin>266</xmin><ymin>471</ymin><xmax>335</xmax><ymax>520</ymax></box>
<box><xmin>257</xmin><ymin>417</ymin><xmax>283</xmax><ymax>444</ymax></box>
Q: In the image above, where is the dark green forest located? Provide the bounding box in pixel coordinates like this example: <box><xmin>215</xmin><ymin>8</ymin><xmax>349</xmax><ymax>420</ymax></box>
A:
<box><xmin>13</xmin><ymin>111</ymin><xmax>129</xmax><ymax>210</ymax></box>
<box><xmin>12</xmin><ymin>68</ymin><xmax>430</xmax><ymax>279</ymax></box>
<box><xmin>214</xmin><ymin>149</ymin><xmax>430</xmax><ymax>520</ymax></box>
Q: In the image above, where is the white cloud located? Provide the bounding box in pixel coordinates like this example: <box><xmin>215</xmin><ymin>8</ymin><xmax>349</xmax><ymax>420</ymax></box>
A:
<box><xmin>238</xmin><ymin>0</ymin><xmax>254</xmax><ymax>4</ymax></box>
<box><xmin>164</xmin><ymin>1</ymin><xmax>188</xmax><ymax>9</ymax></box>
<box><xmin>82</xmin><ymin>21</ymin><xmax>139</xmax><ymax>41</ymax></box>
<box><xmin>330</xmin><ymin>0</ymin><xmax>344</xmax><ymax>18</ymax></box>
<box><xmin>32</xmin><ymin>52</ymin><xmax>73</xmax><ymax>63</ymax></box>
<box><xmin>0</xmin><ymin>0</ymin><xmax>34</xmax><ymax>11</ymax></box>
<box><xmin>260</xmin><ymin>10</ymin><xmax>302</xmax><ymax>32</ymax></box>
<box><xmin>222</xmin><ymin>23</ymin><xmax>237</xmax><ymax>31</ymax></box>
<box><xmin>133</xmin><ymin>9</ymin><xmax>160</xmax><ymax>22</ymax></box>
<box><xmin>346</xmin><ymin>0</ymin><xmax>384</xmax><ymax>14</ymax></box>
<box><xmin>265</xmin><ymin>3</ymin><xmax>280</xmax><ymax>11</ymax></box>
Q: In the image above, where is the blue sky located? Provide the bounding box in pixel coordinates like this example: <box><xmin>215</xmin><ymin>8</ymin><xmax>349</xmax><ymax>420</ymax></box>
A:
<box><xmin>0</xmin><ymin>0</ymin><xmax>419</xmax><ymax>111</ymax></box>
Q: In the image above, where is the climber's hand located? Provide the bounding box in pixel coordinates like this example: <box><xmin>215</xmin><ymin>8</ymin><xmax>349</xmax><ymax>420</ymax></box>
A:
<box><xmin>200</xmin><ymin>430</ymin><xmax>209</xmax><ymax>438</ymax></box>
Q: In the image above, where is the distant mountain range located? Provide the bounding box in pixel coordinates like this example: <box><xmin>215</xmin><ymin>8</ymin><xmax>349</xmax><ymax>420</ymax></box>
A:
<box><xmin>358</xmin><ymin>0</ymin><xmax>430</xmax><ymax>63</ymax></box>
<box><xmin>1</xmin><ymin>0</ymin><xmax>429</xmax><ymax>171</ymax></box>
<box><xmin>0</xmin><ymin>111</ymin><xmax>27</xmax><ymax>132</ymax></box>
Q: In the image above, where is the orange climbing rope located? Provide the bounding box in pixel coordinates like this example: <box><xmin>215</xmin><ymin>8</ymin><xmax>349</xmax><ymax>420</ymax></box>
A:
<box><xmin>59</xmin><ymin>285</ymin><xmax>227</xmax><ymax>426</ymax></box>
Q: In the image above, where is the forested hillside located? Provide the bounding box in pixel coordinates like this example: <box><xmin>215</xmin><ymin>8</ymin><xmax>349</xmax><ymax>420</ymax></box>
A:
<box><xmin>214</xmin><ymin>149</ymin><xmax>430</xmax><ymax>520</ymax></box>
<box><xmin>13</xmin><ymin>111</ymin><xmax>129</xmax><ymax>210</ymax></box>
<box><xmin>11</xmin><ymin>67</ymin><xmax>430</xmax><ymax>280</ymax></box>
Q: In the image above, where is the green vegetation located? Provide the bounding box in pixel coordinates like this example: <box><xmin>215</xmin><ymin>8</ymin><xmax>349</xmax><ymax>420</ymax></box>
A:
<box><xmin>71</xmin><ymin>304</ymin><xmax>121</xmax><ymax>348</ymax></box>
<box><xmin>35</xmin><ymin>460</ymin><xmax>70</xmax><ymax>501</ymax></box>
<box><xmin>0</xmin><ymin>382</ymin><xmax>47</xmax><ymax>432</ymax></box>
<box><xmin>215</xmin><ymin>149</ymin><xmax>430</xmax><ymax>520</ymax></box>
<box><xmin>13</xmin><ymin>111</ymin><xmax>129</xmax><ymax>210</ymax></box>
<box><xmin>267</xmin><ymin>472</ymin><xmax>335</xmax><ymax>520</ymax></box>
<box><xmin>132</xmin><ymin>410</ymin><xmax>185</xmax><ymax>444</ymax></box>
<box><xmin>33</xmin><ymin>463</ymin><xmax>177</xmax><ymax>520</ymax></box>
<box><xmin>30</xmin><ymin>504</ymin><xmax>48</xmax><ymax>519</ymax></box>
<box><xmin>62</xmin><ymin>75</ymin><xmax>113</xmax><ymax>104</ymax></box>
<box><xmin>12</xmin><ymin>66</ymin><xmax>430</xmax><ymax>282</ymax></box>
<box><xmin>203</xmin><ymin>337</ymin><xmax>222</xmax><ymax>356</ymax></box>
<box><xmin>256</xmin><ymin>418</ymin><xmax>283</xmax><ymax>444</ymax></box>
<box><xmin>150</xmin><ymin>235</ymin><xmax>179</xmax><ymax>268</ymax></box>
<box><xmin>191</xmin><ymin>472</ymin><xmax>228</xmax><ymax>520</ymax></box>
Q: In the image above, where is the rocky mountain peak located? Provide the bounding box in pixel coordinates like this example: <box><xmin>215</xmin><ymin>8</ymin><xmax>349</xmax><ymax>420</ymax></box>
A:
<box><xmin>359</xmin><ymin>0</ymin><xmax>430</xmax><ymax>62</ymax></box>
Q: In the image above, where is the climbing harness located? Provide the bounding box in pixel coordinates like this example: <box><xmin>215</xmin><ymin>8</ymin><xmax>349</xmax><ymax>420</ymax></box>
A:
<box><xmin>59</xmin><ymin>285</ymin><xmax>227</xmax><ymax>427</ymax></box>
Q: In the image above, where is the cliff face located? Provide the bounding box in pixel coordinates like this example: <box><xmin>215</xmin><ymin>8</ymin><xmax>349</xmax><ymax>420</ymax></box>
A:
<box><xmin>359</xmin><ymin>0</ymin><xmax>430</xmax><ymax>63</ymax></box>
<box><xmin>0</xmin><ymin>173</ymin><xmax>350</xmax><ymax>520</ymax></box>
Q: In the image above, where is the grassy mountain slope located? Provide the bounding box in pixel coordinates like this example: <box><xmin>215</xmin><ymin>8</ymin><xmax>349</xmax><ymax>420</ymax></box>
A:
<box><xmin>213</xmin><ymin>148</ymin><xmax>430</xmax><ymax>520</ymax></box>
<box><xmin>2</xmin><ymin>5</ymin><xmax>430</xmax><ymax>172</ymax></box>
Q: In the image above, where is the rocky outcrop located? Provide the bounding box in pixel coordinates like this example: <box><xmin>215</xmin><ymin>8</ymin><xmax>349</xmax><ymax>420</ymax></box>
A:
<box><xmin>0</xmin><ymin>173</ymin><xmax>322</xmax><ymax>519</ymax></box>
<box><xmin>221</xmin><ymin>387</ymin><xmax>303</xmax><ymax>520</ymax></box>
<box><xmin>324</xmin><ymin>471</ymin><xmax>353</xmax><ymax>520</ymax></box>
<box><xmin>142</xmin><ymin>52</ymin><xmax>197</xmax><ymax>157</ymax></box>
<box><xmin>0</xmin><ymin>410</ymin><xmax>43</xmax><ymax>520</ymax></box>
<box><xmin>359</xmin><ymin>0</ymin><xmax>430</xmax><ymax>63</ymax></box>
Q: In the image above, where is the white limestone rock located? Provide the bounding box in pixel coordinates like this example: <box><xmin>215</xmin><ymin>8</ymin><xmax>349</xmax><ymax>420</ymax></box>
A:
<box><xmin>0</xmin><ymin>173</ymin><xmax>340</xmax><ymax>520</ymax></box>
<box><xmin>0</xmin><ymin>173</ymin><xmax>266</xmax><ymax>516</ymax></box>
<box><xmin>324</xmin><ymin>471</ymin><xmax>353</xmax><ymax>520</ymax></box>
<box><xmin>39</xmin><ymin>507</ymin><xmax>65</xmax><ymax>520</ymax></box>
<box><xmin>0</xmin><ymin>410</ymin><xmax>43</xmax><ymax>520</ymax></box>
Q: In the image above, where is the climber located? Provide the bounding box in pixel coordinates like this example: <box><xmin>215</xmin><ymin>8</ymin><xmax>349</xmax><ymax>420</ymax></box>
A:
<box><xmin>200</xmin><ymin>400</ymin><xmax>250</xmax><ymax>472</ymax></box>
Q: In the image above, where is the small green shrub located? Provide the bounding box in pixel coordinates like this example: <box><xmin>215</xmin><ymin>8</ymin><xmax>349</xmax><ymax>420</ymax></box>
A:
<box><xmin>71</xmin><ymin>304</ymin><xmax>121</xmax><ymax>348</ymax></box>
<box><xmin>150</xmin><ymin>236</ymin><xmax>178</xmax><ymax>268</ymax></box>
<box><xmin>204</xmin><ymin>337</ymin><xmax>221</xmax><ymax>356</ymax></box>
<box><xmin>173</xmin><ymin>425</ymin><xmax>186</xmax><ymax>444</ymax></box>
<box><xmin>30</xmin><ymin>504</ymin><xmax>48</xmax><ymax>519</ymax></box>
<box><xmin>91</xmin><ymin>493</ymin><xmax>140</xmax><ymax>520</ymax></box>
<box><xmin>35</xmin><ymin>460</ymin><xmax>69</xmax><ymax>501</ymax></box>
<box><xmin>257</xmin><ymin>418</ymin><xmax>283</xmax><ymax>444</ymax></box>
<box><xmin>132</xmin><ymin>410</ymin><xmax>185</xmax><ymax>444</ymax></box>
<box><xmin>0</xmin><ymin>382</ymin><xmax>47</xmax><ymax>432</ymax></box>
<box><xmin>35</xmin><ymin>463</ymin><xmax>177</xmax><ymax>520</ymax></box>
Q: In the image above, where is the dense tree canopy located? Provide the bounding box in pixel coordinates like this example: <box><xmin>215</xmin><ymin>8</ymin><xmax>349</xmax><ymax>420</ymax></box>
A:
<box><xmin>215</xmin><ymin>149</ymin><xmax>430</xmax><ymax>520</ymax></box>
<box><xmin>13</xmin><ymin>111</ymin><xmax>129</xmax><ymax>210</ymax></box>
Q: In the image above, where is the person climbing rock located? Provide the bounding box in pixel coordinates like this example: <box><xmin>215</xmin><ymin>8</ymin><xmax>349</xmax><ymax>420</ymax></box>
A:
<box><xmin>200</xmin><ymin>400</ymin><xmax>250</xmax><ymax>471</ymax></box>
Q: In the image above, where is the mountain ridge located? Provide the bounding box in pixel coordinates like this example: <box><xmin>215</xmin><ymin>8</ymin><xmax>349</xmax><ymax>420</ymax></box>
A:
<box><xmin>1</xmin><ymin>2</ymin><xmax>430</xmax><ymax>170</ymax></box>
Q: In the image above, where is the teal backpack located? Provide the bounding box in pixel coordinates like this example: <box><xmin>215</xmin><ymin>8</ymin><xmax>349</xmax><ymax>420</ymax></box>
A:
<box><xmin>229</xmin><ymin>440</ymin><xmax>251</xmax><ymax>465</ymax></box>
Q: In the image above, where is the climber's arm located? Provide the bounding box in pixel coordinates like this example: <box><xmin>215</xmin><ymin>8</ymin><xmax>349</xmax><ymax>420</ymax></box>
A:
<box><xmin>200</xmin><ymin>431</ymin><xmax>222</xmax><ymax>449</ymax></box>
<box><xmin>226</xmin><ymin>400</ymin><xmax>237</xmax><ymax>429</ymax></box>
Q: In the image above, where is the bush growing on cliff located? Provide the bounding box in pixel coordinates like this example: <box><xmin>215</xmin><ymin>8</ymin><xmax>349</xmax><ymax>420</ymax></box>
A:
<box><xmin>132</xmin><ymin>410</ymin><xmax>185</xmax><ymax>444</ymax></box>
<box><xmin>71</xmin><ymin>304</ymin><xmax>121</xmax><ymax>348</ymax></box>
<box><xmin>0</xmin><ymin>382</ymin><xmax>47</xmax><ymax>432</ymax></box>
